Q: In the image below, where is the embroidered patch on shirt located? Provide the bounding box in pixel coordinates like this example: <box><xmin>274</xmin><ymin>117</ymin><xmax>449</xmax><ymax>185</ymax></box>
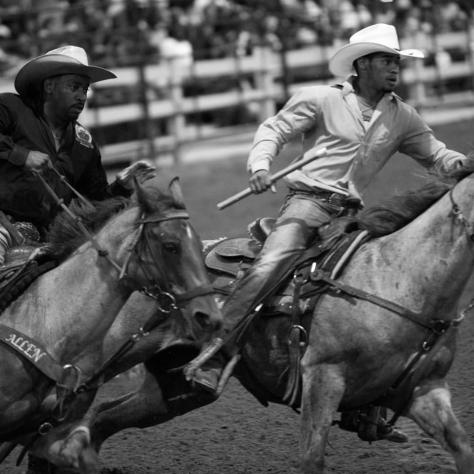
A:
<box><xmin>75</xmin><ymin>124</ymin><xmax>94</xmax><ymax>149</ymax></box>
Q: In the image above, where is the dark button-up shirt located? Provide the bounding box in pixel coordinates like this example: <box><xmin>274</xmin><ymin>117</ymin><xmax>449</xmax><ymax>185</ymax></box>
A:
<box><xmin>0</xmin><ymin>93</ymin><xmax>111</xmax><ymax>227</ymax></box>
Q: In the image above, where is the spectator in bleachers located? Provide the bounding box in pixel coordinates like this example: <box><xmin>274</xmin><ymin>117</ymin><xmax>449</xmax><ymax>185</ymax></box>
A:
<box><xmin>0</xmin><ymin>0</ymin><xmax>472</xmax><ymax>66</ymax></box>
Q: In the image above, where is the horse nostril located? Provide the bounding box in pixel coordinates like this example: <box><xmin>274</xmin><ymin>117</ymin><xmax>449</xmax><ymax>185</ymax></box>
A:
<box><xmin>194</xmin><ymin>311</ymin><xmax>221</xmax><ymax>332</ymax></box>
<box><xmin>195</xmin><ymin>311</ymin><xmax>209</xmax><ymax>329</ymax></box>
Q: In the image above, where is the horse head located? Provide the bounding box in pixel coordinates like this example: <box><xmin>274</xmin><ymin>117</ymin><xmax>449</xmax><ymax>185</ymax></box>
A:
<box><xmin>0</xmin><ymin>170</ymin><xmax>222</xmax><ymax>472</ymax></box>
<box><xmin>119</xmin><ymin>173</ymin><xmax>223</xmax><ymax>352</ymax></box>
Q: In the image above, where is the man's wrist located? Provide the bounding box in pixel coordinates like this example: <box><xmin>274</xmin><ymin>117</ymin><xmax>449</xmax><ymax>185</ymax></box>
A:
<box><xmin>8</xmin><ymin>145</ymin><xmax>28</xmax><ymax>166</ymax></box>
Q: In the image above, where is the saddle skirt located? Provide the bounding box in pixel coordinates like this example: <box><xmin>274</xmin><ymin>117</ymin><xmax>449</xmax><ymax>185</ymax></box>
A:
<box><xmin>204</xmin><ymin>215</ymin><xmax>370</xmax><ymax>315</ymax></box>
<box><xmin>0</xmin><ymin>246</ymin><xmax>58</xmax><ymax>314</ymax></box>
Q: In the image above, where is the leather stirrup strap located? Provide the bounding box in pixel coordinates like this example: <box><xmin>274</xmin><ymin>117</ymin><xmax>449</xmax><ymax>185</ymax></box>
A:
<box><xmin>283</xmin><ymin>271</ymin><xmax>307</xmax><ymax>408</ymax></box>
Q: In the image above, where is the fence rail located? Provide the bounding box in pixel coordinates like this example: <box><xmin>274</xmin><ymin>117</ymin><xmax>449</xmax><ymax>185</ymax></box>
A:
<box><xmin>1</xmin><ymin>28</ymin><xmax>474</xmax><ymax>165</ymax></box>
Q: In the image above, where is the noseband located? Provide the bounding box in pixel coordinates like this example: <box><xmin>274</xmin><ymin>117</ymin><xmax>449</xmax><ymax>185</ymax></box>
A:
<box><xmin>125</xmin><ymin>210</ymin><xmax>215</xmax><ymax>310</ymax></box>
<box><xmin>34</xmin><ymin>168</ymin><xmax>214</xmax><ymax>311</ymax></box>
<box><xmin>9</xmin><ymin>171</ymin><xmax>217</xmax><ymax>440</ymax></box>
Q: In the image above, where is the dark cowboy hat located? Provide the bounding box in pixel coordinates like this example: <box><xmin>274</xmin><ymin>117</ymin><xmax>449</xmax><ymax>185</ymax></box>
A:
<box><xmin>14</xmin><ymin>45</ymin><xmax>116</xmax><ymax>96</ymax></box>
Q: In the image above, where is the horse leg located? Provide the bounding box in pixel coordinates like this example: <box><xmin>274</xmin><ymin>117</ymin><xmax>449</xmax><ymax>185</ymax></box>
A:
<box><xmin>90</xmin><ymin>364</ymin><xmax>216</xmax><ymax>452</ymax></box>
<box><xmin>88</xmin><ymin>369</ymin><xmax>173</xmax><ymax>451</ymax></box>
<box><xmin>300</xmin><ymin>363</ymin><xmax>345</xmax><ymax>474</ymax></box>
<box><xmin>407</xmin><ymin>379</ymin><xmax>474</xmax><ymax>474</ymax></box>
<box><xmin>23</xmin><ymin>374</ymin><xmax>166</xmax><ymax>474</ymax></box>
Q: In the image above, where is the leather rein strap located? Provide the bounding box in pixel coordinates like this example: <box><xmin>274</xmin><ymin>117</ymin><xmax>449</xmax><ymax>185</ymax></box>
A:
<box><xmin>134</xmin><ymin>211</ymin><xmax>215</xmax><ymax>303</ymax></box>
<box><xmin>0</xmin><ymin>169</ymin><xmax>215</xmax><ymax>431</ymax></box>
<box><xmin>309</xmin><ymin>268</ymin><xmax>450</xmax><ymax>331</ymax></box>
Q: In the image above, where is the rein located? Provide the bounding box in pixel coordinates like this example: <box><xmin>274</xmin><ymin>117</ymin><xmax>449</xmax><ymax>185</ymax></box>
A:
<box><xmin>309</xmin><ymin>266</ymin><xmax>464</xmax><ymax>332</ymax></box>
<box><xmin>309</xmin><ymin>187</ymin><xmax>474</xmax><ymax>332</ymax></box>
<box><xmin>286</xmin><ymin>188</ymin><xmax>474</xmax><ymax>422</ymax></box>
<box><xmin>0</xmin><ymin>167</ymin><xmax>215</xmax><ymax>443</ymax></box>
<box><xmin>351</xmin><ymin>187</ymin><xmax>474</xmax><ymax>428</ymax></box>
<box><xmin>33</xmin><ymin>170</ymin><xmax>122</xmax><ymax>273</ymax></box>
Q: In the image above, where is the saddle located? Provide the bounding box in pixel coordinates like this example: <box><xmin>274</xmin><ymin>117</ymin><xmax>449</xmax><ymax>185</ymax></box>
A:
<box><xmin>0</xmin><ymin>214</ymin><xmax>59</xmax><ymax>314</ymax></box>
<box><xmin>0</xmin><ymin>251</ymin><xmax>58</xmax><ymax>314</ymax></box>
<box><xmin>204</xmin><ymin>215</ymin><xmax>370</xmax><ymax>409</ymax></box>
<box><xmin>205</xmin><ymin>215</ymin><xmax>369</xmax><ymax>311</ymax></box>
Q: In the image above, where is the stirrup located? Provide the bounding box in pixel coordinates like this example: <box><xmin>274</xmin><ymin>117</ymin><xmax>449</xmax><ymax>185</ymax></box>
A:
<box><xmin>335</xmin><ymin>408</ymin><xmax>408</xmax><ymax>443</ymax></box>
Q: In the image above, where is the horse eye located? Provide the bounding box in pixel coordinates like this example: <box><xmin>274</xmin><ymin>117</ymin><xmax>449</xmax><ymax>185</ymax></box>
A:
<box><xmin>162</xmin><ymin>242</ymin><xmax>180</xmax><ymax>254</ymax></box>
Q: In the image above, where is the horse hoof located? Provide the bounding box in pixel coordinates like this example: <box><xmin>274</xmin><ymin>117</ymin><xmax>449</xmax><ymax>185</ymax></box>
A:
<box><xmin>380</xmin><ymin>426</ymin><xmax>409</xmax><ymax>443</ymax></box>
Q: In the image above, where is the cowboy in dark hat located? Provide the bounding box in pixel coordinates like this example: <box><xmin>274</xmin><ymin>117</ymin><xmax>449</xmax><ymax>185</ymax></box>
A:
<box><xmin>9</xmin><ymin>46</ymin><xmax>155</xmax><ymax>474</ymax></box>
<box><xmin>0</xmin><ymin>45</ymin><xmax>131</xmax><ymax>258</ymax></box>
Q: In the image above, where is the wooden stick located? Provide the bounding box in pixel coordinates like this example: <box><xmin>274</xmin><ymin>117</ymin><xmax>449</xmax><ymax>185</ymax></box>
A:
<box><xmin>217</xmin><ymin>147</ymin><xmax>328</xmax><ymax>210</ymax></box>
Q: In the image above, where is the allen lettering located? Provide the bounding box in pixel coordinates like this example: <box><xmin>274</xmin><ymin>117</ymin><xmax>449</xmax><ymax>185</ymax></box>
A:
<box><xmin>5</xmin><ymin>333</ymin><xmax>47</xmax><ymax>363</ymax></box>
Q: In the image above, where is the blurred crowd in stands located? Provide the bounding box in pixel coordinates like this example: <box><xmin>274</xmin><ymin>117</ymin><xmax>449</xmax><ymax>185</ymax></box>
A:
<box><xmin>0</xmin><ymin>0</ymin><xmax>472</xmax><ymax>70</ymax></box>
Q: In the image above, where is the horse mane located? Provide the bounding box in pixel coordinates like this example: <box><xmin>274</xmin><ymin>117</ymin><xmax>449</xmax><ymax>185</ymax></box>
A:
<box><xmin>44</xmin><ymin>172</ymin><xmax>186</xmax><ymax>260</ymax></box>
<box><xmin>46</xmin><ymin>196</ymin><xmax>130</xmax><ymax>258</ymax></box>
<box><xmin>357</xmin><ymin>180</ymin><xmax>452</xmax><ymax>237</ymax></box>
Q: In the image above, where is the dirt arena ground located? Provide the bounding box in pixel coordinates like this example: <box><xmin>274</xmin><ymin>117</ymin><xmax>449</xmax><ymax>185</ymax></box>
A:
<box><xmin>3</xmin><ymin>118</ymin><xmax>474</xmax><ymax>473</ymax></box>
<box><xmin>91</xmin><ymin>303</ymin><xmax>474</xmax><ymax>474</ymax></box>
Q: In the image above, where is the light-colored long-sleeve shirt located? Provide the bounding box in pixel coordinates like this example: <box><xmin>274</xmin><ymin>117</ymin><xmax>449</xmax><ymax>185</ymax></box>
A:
<box><xmin>247</xmin><ymin>80</ymin><xmax>474</xmax><ymax>200</ymax></box>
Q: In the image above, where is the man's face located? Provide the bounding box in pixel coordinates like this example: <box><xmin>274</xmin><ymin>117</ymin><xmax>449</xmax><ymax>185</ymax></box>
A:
<box><xmin>362</xmin><ymin>53</ymin><xmax>401</xmax><ymax>92</ymax></box>
<box><xmin>44</xmin><ymin>74</ymin><xmax>90</xmax><ymax>122</ymax></box>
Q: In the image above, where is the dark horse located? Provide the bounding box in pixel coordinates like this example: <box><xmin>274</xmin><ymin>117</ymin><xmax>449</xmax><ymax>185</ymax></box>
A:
<box><xmin>29</xmin><ymin>176</ymin><xmax>474</xmax><ymax>473</ymax></box>
<box><xmin>0</xmin><ymin>173</ymin><xmax>222</xmax><ymax>472</ymax></box>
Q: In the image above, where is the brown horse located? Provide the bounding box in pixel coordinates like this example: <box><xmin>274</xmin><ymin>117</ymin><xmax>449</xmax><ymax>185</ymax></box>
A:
<box><xmin>0</xmin><ymin>173</ymin><xmax>222</xmax><ymax>472</ymax></box>
<box><xmin>31</xmin><ymin>175</ymin><xmax>474</xmax><ymax>473</ymax></box>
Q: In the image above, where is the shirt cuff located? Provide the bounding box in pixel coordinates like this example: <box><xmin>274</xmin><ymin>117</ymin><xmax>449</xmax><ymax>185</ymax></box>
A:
<box><xmin>247</xmin><ymin>140</ymin><xmax>278</xmax><ymax>174</ymax></box>
<box><xmin>8</xmin><ymin>145</ymin><xmax>29</xmax><ymax>166</ymax></box>
<box><xmin>248</xmin><ymin>158</ymin><xmax>271</xmax><ymax>174</ymax></box>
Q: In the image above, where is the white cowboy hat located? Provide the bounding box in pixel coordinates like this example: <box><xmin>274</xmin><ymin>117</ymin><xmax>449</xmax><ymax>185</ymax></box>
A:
<box><xmin>329</xmin><ymin>23</ymin><xmax>424</xmax><ymax>78</ymax></box>
<box><xmin>15</xmin><ymin>45</ymin><xmax>116</xmax><ymax>96</ymax></box>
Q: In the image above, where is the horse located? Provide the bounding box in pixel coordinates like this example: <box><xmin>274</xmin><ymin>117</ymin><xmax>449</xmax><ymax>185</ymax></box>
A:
<box><xmin>28</xmin><ymin>174</ymin><xmax>474</xmax><ymax>474</ymax></box>
<box><xmin>0</xmin><ymin>172</ymin><xmax>222</xmax><ymax>472</ymax></box>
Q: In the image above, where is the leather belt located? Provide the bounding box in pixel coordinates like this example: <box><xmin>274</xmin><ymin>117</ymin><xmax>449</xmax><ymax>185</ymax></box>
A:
<box><xmin>313</xmin><ymin>189</ymin><xmax>362</xmax><ymax>209</ymax></box>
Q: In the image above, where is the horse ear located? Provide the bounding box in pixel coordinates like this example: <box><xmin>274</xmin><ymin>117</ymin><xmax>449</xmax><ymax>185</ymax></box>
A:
<box><xmin>169</xmin><ymin>177</ymin><xmax>186</xmax><ymax>209</ymax></box>
<box><xmin>134</xmin><ymin>176</ymin><xmax>154</xmax><ymax>213</ymax></box>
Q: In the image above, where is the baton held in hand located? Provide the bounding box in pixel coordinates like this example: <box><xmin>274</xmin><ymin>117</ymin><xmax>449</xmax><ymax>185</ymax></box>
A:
<box><xmin>217</xmin><ymin>147</ymin><xmax>328</xmax><ymax>210</ymax></box>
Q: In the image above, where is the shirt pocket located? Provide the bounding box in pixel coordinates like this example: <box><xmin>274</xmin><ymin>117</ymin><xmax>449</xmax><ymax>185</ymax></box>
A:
<box><xmin>367</xmin><ymin>122</ymin><xmax>399</xmax><ymax>159</ymax></box>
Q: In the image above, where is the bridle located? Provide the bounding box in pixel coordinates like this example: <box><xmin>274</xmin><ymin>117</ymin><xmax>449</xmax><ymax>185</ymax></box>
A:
<box><xmin>125</xmin><ymin>210</ymin><xmax>215</xmax><ymax>309</ymax></box>
<box><xmin>449</xmin><ymin>187</ymin><xmax>474</xmax><ymax>241</ymax></box>
<box><xmin>34</xmin><ymin>168</ymin><xmax>214</xmax><ymax>309</ymax></box>
<box><xmin>0</xmin><ymin>168</ymin><xmax>218</xmax><ymax>447</ymax></box>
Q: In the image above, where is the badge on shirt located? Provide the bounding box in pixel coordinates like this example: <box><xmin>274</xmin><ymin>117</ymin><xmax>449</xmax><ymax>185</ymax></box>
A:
<box><xmin>75</xmin><ymin>123</ymin><xmax>94</xmax><ymax>149</ymax></box>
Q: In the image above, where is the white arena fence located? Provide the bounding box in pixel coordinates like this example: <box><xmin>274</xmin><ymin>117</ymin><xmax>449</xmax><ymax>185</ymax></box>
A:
<box><xmin>1</xmin><ymin>28</ymin><xmax>474</xmax><ymax>166</ymax></box>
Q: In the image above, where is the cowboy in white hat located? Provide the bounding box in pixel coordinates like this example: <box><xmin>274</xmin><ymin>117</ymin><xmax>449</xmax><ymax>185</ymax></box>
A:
<box><xmin>190</xmin><ymin>24</ymin><xmax>474</xmax><ymax>442</ymax></box>
<box><xmin>0</xmin><ymin>45</ymin><xmax>146</xmax><ymax>264</ymax></box>
<box><xmin>328</xmin><ymin>23</ymin><xmax>424</xmax><ymax>78</ymax></box>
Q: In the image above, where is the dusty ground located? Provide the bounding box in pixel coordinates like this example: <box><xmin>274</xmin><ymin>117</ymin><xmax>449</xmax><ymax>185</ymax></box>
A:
<box><xmin>2</xmin><ymin>119</ymin><xmax>474</xmax><ymax>473</ymax></box>
<box><xmin>3</xmin><ymin>326</ymin><xmax>473</xmax><ymax>474</ymax></box>
<box><xmin>93</xmin><ymin>302</ymin><xmax>474</xmax><ymax>474</ymax></box>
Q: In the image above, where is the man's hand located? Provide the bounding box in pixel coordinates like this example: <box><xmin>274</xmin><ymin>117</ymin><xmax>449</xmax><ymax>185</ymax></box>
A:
<box><xmin>25</xmin><ymin>151</ymin><xmax>51</xmax><ymax>172</ymax></box>
<box><xmin>249</xmin><ymin>169</ymin><xmax>274</xmax><ymax>194</ymax></box>
<box><xmin>116</xmin><ymin>160</ymin><xmax>156</xmax><ymax>189</ymax></box>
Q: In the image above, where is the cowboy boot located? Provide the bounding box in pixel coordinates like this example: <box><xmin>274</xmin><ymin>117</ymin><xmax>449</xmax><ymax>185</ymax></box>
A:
<box><xmin>190</xmin><ymin>353</ymin><xmax>226</xmax><ymax>395</ymax></box>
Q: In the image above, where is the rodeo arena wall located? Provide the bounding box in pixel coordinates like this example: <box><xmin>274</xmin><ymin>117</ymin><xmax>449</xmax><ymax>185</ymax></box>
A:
<box><xmin>0</xmin><ymin>0</ymin><xmax>473</xmax><ymax>168</ymax></box>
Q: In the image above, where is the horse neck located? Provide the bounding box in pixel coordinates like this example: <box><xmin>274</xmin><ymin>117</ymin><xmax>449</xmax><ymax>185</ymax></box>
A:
<box><xmin>5</xmin><ymin>207</ymin><xmax>140</xmax><ymax>364</ymax></box>
<box><xmin>363</xmin><ymin>175</ymin><xmax>474</xmax><ymax>315</ymax></box>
